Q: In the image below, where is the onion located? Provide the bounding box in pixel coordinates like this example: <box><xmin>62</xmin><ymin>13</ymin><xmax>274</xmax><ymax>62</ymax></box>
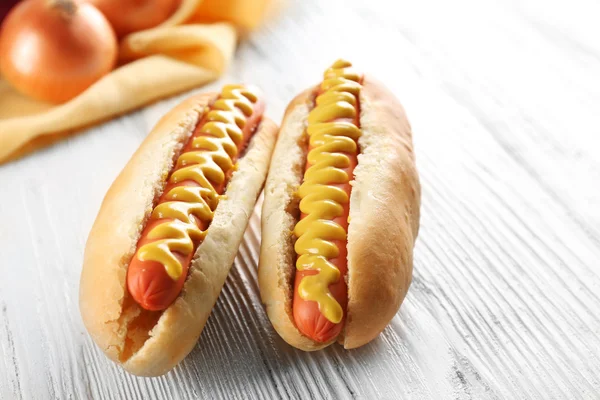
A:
<box><xmin>0</xmin><ymin>0</ymin><xmax>118</xmax><ymax>103</ymax></box>
<box><xmin>86</xmin><ymin>0</ymin><xmax>181</xmax><ymax>37</ymax></box>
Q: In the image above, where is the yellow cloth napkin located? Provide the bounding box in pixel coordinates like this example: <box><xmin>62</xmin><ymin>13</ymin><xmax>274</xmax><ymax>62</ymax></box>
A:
<box><xmin>0</xmin><ymin>0</ymin><xmax>270</xmax><ymax>164</ymax></box>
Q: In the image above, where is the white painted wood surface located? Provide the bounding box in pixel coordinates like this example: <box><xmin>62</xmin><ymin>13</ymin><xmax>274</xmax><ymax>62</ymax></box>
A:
<box><xmin>1</xmin><ymin>0</ymin><xmax>599</xmax><ymax>398</ymax></box>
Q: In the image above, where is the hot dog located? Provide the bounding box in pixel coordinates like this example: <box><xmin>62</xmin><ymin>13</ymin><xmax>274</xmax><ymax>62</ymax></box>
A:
<box><xmin>79</xmin><ymin>85</ymin><xmax>277</xmax><ymax>376</ymax></box>
<box><xmin>259</xmin><ymin>60</ymin><xmax>421</xmax><ymax>350</ymax></box>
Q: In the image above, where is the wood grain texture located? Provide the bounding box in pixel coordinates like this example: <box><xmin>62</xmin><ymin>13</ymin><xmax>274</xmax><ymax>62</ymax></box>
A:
<box><xmin>1</xmin><ymin>0</ymin><xmax>599</xmax><ymax>398</ymax></box>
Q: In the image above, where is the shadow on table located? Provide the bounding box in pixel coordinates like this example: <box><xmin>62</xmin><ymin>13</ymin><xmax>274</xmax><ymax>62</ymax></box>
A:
<box><xmin>171</xmin><ymin>254</ymin><xmax>400</xmax><ymax>396</ymax></box>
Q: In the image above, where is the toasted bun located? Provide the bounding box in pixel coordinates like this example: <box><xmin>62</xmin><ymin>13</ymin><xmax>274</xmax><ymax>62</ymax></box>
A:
<box><xmin>258</xmin><ymin>76</ymin><xmax>421</xmax><ymax>351</ymax></box>
<box><xmin>79</xmin><ymin>93</ymin><xmax>278</xmax><ymax>376</ymax></box>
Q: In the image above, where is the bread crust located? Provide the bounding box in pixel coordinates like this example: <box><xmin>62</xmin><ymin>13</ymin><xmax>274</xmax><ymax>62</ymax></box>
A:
<box><xmin>79</xmin><ymin>93</ymin><xmax>278</xmax><ymax>376</ymax></box>
<box><xmin>343</xmin><ymin>76</ymin><xmax>421</xmax><ymax>348</ymax></box>
<box><xmin>258</xmin><ymin>76</ymin><xmax>420</xmax><ymax>350</ymax></box>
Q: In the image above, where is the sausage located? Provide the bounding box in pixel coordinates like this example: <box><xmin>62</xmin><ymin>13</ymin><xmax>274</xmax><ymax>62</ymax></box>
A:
<box><xmin>127</xmin><ymin>88</ymin><xmax>265</xmax><ymax>311</ymax></box>
<box><xmin>291</xmin><ymin>63</ymin><xmax>362</xmax><ymax>343</ymax></box>
<box><xmin>292</xmin><ymin>131</ymin><xmax>358</xmax><ymax>342</ymax></box>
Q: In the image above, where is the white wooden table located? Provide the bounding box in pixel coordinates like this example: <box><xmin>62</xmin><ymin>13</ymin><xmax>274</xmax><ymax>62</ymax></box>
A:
<box><xmin>1</xmin><ymin>0</ymin><xmax>599</xmax><ymax>398</ymax></box>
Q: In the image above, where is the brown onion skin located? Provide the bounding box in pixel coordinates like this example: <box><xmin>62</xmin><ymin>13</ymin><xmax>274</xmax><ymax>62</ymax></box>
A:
<box><xmin>0</xmin><ymin>0</ymin><xmax>20</xmax><ymax>24</ymax></box>
<box><xmin>0</xmin><ymin>0</ymin><xmax>118</xmax><ymax>103</ymax></box>
<box><xmin>86</xmin><ymin>0</ymin><xmax>181</xmax><ymax>37</ymax></box>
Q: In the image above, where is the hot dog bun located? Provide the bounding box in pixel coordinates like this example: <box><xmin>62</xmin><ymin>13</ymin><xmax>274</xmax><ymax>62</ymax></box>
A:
<box><xmin>80</xmin><ymin>92</ymin><xmax>278</xmax><ymax>376</ymax></box>
<box><xmin>259</xmin><ymin>74</ymin><xmax>421</xmax><ymax>351</ymax></box>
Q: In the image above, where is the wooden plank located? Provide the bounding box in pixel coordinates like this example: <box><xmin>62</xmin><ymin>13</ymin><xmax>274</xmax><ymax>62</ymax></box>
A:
<box><xmin>0</xmin><ymin>0</ymin><xmax>599</xmax><ymax>398</ymax></box>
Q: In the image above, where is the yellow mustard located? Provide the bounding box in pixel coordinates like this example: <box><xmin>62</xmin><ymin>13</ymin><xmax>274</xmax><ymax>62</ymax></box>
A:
<box><xmin>135</xmin><ymin>85</ymin><xmax>258</xmax><ymax>280</ymax></box>
<box><xmin>293</xmin><ymin>60</ymin><xmax>362</xmax><ymax>324</ymax></box>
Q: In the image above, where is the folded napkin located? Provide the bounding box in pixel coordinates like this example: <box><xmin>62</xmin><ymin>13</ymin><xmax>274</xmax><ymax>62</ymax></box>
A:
<box><xmin>0</xmin><ymin>0</ymin><xmax>270</xmax><ymax>164</ymax></box>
